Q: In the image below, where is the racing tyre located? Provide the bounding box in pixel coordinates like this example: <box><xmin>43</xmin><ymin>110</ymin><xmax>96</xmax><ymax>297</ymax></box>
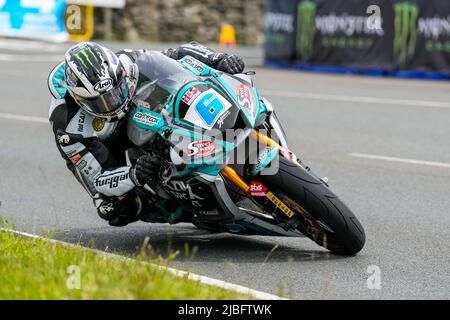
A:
<box><xmin>260</xmin><ymin>157</ymin><xmax>366</xmax><ymax>255</ymax></box>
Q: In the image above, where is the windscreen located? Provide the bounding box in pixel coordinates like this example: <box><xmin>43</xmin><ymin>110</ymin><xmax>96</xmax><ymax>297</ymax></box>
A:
<box><xmin>132</xmin><ymin>51</ymin><xmax>198</xmax><ymax>112</ymax></box>
<box><xmin>133</xmin><ymin>51</ymin><xmax>197</xmax><ymax>112</ymax></box>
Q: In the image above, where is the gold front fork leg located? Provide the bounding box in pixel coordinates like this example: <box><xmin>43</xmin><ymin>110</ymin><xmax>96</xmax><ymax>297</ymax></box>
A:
<box><xmin>220</xmin><ymin>166</ymin><xmax>249</xmax><ymax>194</ymax></box>
<box><xmin>220</xmin><ymin>129</ymin><xmax>281</xmax><ymax>193</ymax></box>
<box><xmin>220</xmin><ymin>129</ymin><xmax>275</xmax><ymax>192</ymax></box>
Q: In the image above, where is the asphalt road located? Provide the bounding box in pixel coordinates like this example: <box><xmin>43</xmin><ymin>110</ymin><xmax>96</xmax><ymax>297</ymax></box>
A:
<box><xmin>0</xmin><ymin>39</ymin><xmax>449</xmax><ymax>299</ymax></box>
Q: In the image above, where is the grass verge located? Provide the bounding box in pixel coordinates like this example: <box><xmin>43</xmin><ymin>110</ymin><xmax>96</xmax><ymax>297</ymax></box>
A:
<box><xmin>0</xmin><ymin>230</ymin><xmax>252</xmax><ymax>299</ymax></box>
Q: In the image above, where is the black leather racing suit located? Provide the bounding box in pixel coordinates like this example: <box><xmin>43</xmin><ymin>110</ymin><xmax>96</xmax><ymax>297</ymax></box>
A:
<box><xmin>48</xmin><ymin>42</ymin><xmax>245</xmax><ymax>226</ymax></box>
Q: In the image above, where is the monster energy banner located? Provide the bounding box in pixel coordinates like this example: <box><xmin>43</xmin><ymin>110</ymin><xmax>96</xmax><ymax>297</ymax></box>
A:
<box><xmin>265</xmin><ymin>0</ymin><xmax>450</xmax><ymax>77</ymax></box>
<box><xmin>264</xmin><ymin>0</ymin><xmax>298</xmax><ymax>61</ymax></box>
<box><xmin>394</xmin><ymin>0</ymin><xmax>450</xmax><ymax>75</ymax></box>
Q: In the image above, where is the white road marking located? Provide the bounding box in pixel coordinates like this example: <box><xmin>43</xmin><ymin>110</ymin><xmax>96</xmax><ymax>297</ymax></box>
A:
<box><xmin>0</xmin><ymin>40</ymin><xmax>67</xmax><ymax>52</ymax></box>
<box><xmin>260</xmin><ymin>89</ymin><xmax>450</xmax><ymax>109</ymax></box>
<box><xmin>0</xmin><ymin>53</ymin><xmax>61</xmax><ymax>62</ymax></box>
<box><xmin>0</xmin><ymin>112</ymin><xmax>48</xmax><ymax>124</ymax></box>
<box><xmin>349</xmin><ymin>153</ymin><xmax>450</xmax><ymax>168</ymax></box>
<box><xmin>1</xmin><ymin>69</ymin><xmax>48</xmax><ymax>78</ymax></box>
<box><xmin>0</xmin><ymin>228</ymin><xmax>286</xmax><ymax>300</ymax></box>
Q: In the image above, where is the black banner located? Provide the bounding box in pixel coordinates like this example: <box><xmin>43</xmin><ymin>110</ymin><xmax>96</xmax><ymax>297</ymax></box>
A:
<box><xmin>265</xmin><ymin>0</ymin><xmax>450</xmax><ymax>77</ymax></box>
<box><xmin>404</xmin><ymin>0</ymin><xmax>450</xmax><ymax>74</ymax></box>
<box><xmin>263</xmin><ymin>0</ymin><xmax>298</xmax><ymax>62</ymax></box>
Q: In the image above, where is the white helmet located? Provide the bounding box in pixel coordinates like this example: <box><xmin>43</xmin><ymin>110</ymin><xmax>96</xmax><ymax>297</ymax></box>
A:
<box><xmin>64</xmin><ymin>42</ymin><xmax>133</xmax><ymax>120</ymax></box>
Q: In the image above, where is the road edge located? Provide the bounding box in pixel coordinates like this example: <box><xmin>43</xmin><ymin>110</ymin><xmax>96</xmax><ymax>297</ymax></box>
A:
<box><xmin>0</xmin><ymin>227</ymin><xmax>286</xmax><ymax>300</ymax></box>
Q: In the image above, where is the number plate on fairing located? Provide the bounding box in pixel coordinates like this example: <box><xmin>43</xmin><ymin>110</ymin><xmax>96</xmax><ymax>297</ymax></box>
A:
<box><xmin>183</xmin><ymin>89</ymin><xmax>232</xmax><ymax>130</ymax></box>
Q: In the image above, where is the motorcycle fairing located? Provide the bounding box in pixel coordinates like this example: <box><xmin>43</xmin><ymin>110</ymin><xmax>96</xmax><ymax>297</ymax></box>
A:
<box><xmin>126</xmin><ymin>53</ymin><xmax>308</xmax><ymax>236</ymax></box>
<box><xmin>177</xmin><ymin>55</ymin><xmax>264</xmax><ymax>128</ymax></box>
<box><xmin>172</xmin><ymin>81</ymin><xmax>240</xmax><ymax>131</ymax></box>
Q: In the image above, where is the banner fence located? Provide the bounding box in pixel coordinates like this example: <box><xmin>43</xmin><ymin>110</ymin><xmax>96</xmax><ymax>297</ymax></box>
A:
<box><xmin>0</xmin><ymin>0</ymin><xmax>68</xmax><ymax>42</ymax></box>
<box><xmin>264</xmin><ymin>0</ymin><xmax>450</xmax><ymax>79</ymax></box>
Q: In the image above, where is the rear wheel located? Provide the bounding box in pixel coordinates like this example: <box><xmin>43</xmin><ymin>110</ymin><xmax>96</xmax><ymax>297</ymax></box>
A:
<box><xmin>259</xmin><ymin>157</ymin><xmax>365</xmax><ymax>255</ymax></box>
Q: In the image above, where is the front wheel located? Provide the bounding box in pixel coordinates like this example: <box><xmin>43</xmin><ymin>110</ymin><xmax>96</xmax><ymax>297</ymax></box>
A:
<box><xmin>259</xmin><ymin>157</ymin><xmax>366</xmax><ymax>255</ymax></box>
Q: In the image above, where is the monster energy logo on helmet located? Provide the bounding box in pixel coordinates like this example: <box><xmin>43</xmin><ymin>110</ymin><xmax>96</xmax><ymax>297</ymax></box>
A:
<box><xmin>393</xmin><ymin>2</ymin><xmax>419</xmax><ymax>67</ymax></box>
<box><xmin>75</xmin><ymin>47</ymin><xmax>99</xmax><ymax>68</ymax></box>
<box><xmin>297</xmin><ymin>0</ymin><xmax>317</xmax><ymax>60</ymax></box>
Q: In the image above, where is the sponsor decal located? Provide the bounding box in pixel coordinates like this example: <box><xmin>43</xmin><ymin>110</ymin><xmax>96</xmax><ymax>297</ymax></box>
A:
<box><xmin>92</xmin><ymin>117</ymin><xmax>105</xmax><ymax>132</ymax></box>
<box><xmin>99</xmin><ymin>202</ymin><xmax>114</xmax><ymax>215</ymax></box>
<box><xmin>315</xmin><ymin>13</ymin><xmax>385</xmax><ymax>37</ymax></box>
<box><xmin>393</xmin><ymin>2</ymin><xmax>418</xmax><ymax>66</ymax></box>
<box><xmin>181</xmin><ymin>87</ymin><xmax>201</xmax><ymax>105</ymax></box>
<box><xmin>265</xmin><ymin>12</ymin><xmax>295</xmax><ymax>33</ymax></box>
<box><xmin>394</xmin><ymin>2</ymin><xmax>450</xmax><ymax>61</ymax></box>
<box><xmin>249</xmin><ymin>181</ymin><xmax>268</xmax><ymax>197</ymax></box>
<box><xmin>69</xmin><ymin>153</ymin><xmax>81</xmax><ymax>164</ymax></box>
<box><xmin>128</xmin><ymin>64</ymin><xmax>138</xmax><ymax>80</ymax></box>
<box><xmin>237</xmin><ymin>84</ymin><xmax>252</xmax><ymax>112</ymax></box>
<box><xmin>297</xmin><ymin>1</ymin><xmax>317</xmax><ymax>60</ymax></box>
<box><xmin>58</xmin><ymin>134</ymin><xmax>70</xmax><ymax>145</ymax></box>
<box><xmin>93</xmin><ymin>78</ymin><xmax>113</xmax><ymax>92</ymax></box>
<box><xmin>296</xmin><ymin>1</ymin><xmax>384</xmax><ymax>57</ymax></box>
<box><xmin>166</xmin><ymin>180</ymin><xmax>204</xmax><ymax>207</ymax></box>
<box><xmin>198</xmin><ymin>209</ymin><xmax>220</xmax><ymax>216</ymax></box>
<box><xmin>217</xmin><ymin>110</ymin><xmax>231</xmax><ymax>128</ymax></box>
<box><xmin>419</xmin><ymin>17</ymin><xmax>450</xmax><ymax>40</ymax></box>
<box><xmin>95</xmin><ymin>172</ymin><xmax>130</xmax><ymax>189</ymax></box>
<box><xmin>76</xmin><ymin>160</ymin><xmax>87</xmax><ymax>170</ymax></box>
<box><xmin>74</xmin><ymin>47</ymin><xmax>99</xmax><ymax>68</ymax></box>
<box><xmin>65</xmin><ymin>67</ymin><xmax>78</xmax><ymax>87</ymax></box>
<box><xmin>102</xmin><ymin>111</ymin><xmax>116</xmax><ymax>116</ymax></box>
<box><xmin>77</xmin><ymin>112</ymin><xmax>85</xmax><ymax>132</ymax></box>
<box><xmin>133</xmin><ymin>98</ymin><xmax>152</xmax><ymax>109</ymax></box>
<box><xmin>82</xmin><ymin>165</ymin><xmax>94</xmax><ymax>176</ymax></box>
<box><xmin>183</xmin><ymin>57</ymin><xmax>205</xmax><ymax>74</ymax></box>
<box><xmin>266</xmin><ymin>191</ymin><xmax>295</xmax><ymax>218</ymax></box>
<box><xmin>134</xmin><ymin>111</ymin><xmax>161</xmax><ymax>127</ymax></box>
<box><xmin>187</xmin><ymin>140</ymin><xmax>217</xmax><ymax>157</ymax></box>
<box><xmin>255</xmin><ymin>147</ymin><xmax>275</xmax><ymax>173</ymax></box>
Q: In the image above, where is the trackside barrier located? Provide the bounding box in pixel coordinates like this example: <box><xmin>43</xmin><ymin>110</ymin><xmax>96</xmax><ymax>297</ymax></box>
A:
<box><xmin>265</xmin><ymin>0</ymin><xmax>450</xmax><ymax>79</ymax></box>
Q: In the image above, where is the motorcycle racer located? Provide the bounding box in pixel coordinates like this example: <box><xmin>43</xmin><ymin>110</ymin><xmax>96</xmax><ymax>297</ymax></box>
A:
<box><xmin>48</xmin><ymin>41</ymin><xmax>245</xmax><ymax>226</ymax></box>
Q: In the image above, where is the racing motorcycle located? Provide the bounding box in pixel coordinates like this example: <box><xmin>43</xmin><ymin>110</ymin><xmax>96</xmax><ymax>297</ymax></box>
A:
<box><xmin>126</xmin><ymin>52</ymin><xmax>365</xmax><ymax>255</ymax></box>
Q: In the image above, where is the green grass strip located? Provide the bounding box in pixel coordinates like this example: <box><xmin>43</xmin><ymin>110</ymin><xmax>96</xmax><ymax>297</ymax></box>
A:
<box><xmin>0</xmin><ymin>230</ymin><xmax>252</xmax><ymax>300</ymax></box>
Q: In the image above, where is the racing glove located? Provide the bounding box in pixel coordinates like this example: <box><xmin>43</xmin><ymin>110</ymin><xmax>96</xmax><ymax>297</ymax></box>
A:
<box><xmin>216</xmin><ymin>54</ymin><xmax>245</xmax><ymax>74</ymax></box>
<box><xmin>130</xmin><ymin>153</ymin><xmax>162</xmax><ymax>190</ymax></box>
<box><xmin>95</xmin><ymin>187</ymin><xmax>156</xmax><ymax>227</ymax></box>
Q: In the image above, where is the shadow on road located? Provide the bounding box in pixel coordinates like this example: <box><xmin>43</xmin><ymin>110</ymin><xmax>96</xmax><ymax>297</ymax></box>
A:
<box><xmin>54</xmin><ymin>223</ymin><xmax>347</xmax><ymax>264</ymax></box>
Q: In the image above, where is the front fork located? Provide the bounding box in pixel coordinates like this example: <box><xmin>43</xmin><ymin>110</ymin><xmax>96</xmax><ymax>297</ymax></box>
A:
<box><xmin>219</xmin><ymin>129</ymin><xmax>308</xmax><ymax>229</ymax></box>
<box><xmin>220</xmin><ymin>129</ymin><xmax>305</xmax><ymax>195</ymax></box>
<box><xmin>220</xmin><ymin>130</ymin><xmax>320</xmax><ymax>235</ymax></box>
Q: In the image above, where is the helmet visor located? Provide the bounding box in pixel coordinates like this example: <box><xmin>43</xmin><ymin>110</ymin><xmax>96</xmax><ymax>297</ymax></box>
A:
<box><xmin>76</xmin><ymin>79</ymin><xmax>129</xmax><ymax>117</ymax></box>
